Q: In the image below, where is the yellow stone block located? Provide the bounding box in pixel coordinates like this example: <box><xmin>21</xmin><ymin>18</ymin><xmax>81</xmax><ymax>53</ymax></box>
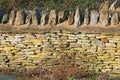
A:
<box><xmin>25</xmin><ymin>66</ymin><xmax>38</xmax><ymax>69</ymax></box>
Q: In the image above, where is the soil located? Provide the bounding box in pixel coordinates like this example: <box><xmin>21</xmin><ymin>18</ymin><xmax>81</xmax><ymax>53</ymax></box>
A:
<box><xmin>0</xmin><ymin>21</ymin><xmax>120</xmax><ymax>33</ymax></box>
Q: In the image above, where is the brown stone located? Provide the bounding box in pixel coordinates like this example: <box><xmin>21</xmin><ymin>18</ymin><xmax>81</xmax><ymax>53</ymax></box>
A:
<box><xmin>68</xmin><ymin>11</ymin><xmax>74</xmax><ymax>25</ymax></box>
<box><xmin>100</xmin><ymin>11</ymin><xmax>109</xmax><ymax>27</ymax></box>
<box><xmin>60</xmin><ymin>35</ymin><xmax>68</xmax><ymax>40</ymax></box>
<box><xmin>109</xmin><ymin>0</ymin><xmax>117</xmax><ymax>11</ymax></box>
<box><xmin>100</xmin><ymin>1</ymin><xmax>110</xmax><ymax>12</ymax></box>
<box><xmin>90</xmin><ymin>10</ymin><xmax>99</xmax><ymax>25</ymax></box>
<box><xmin>14</xmin><ymin>10</ymin><xmax>25</xmax><ymax>26</ymax></box>
<box><xmin>58</xmin><ymin>11</ymin><xmax>65</xmax><ymax>23</ymax></box>
<box><xmin>109</xmin><ymin>0</ymin><xmax>120</xmax><ymax>12</ymax></box>
<box><xmin>101</xmin><ymin>38</ymin><xmax>109</xmax><ymax>43</ymax></box>
<box><xmin>117</xmin><ymin>42</ymin><xmax>120</xmax><ymax>49</ymax></box>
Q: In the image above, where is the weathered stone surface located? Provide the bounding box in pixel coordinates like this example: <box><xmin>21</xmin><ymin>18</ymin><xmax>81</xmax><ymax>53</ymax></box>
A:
<box><xmin>100</xmin><ymin>11</ymin><xmax>109</xmax><ymax>27</ymax></box>
<box><xmin>48</xmin><ymin>10</ymin><xmax>57</xmax><ymax>26</ymax></box>
<box><xmin>68</xmin><ymin>11</ymin><xmax>74</xmax><ymax>25</ymax></box>
<box><xmin>74</xmin><ymin>6</ymin><xmax>80</xmax><ymax>27</ymax></box>
<box><xmin>14</xmin><ymin>10</ymin><xmax>25</xmax><ymax>26</ymax></box>
<box><xmin>109</xmin><ymin>0</ymin><xmax>118</xmax><ymax>11</ymax></box>
<box><xmin>31</xmin><ymin>8</ymin><xmax>40</xmax><ymax>25</ymax></box>
<box><xmin>60</xmin><ymin>35</ymin><xmax>68</xmax><ymax>40</ymax></box>
<box><xmin>8</xmin><ymin>9</ymin><xmax>16</xmax><ymax>25</ymax></box>
<box><xmin>2</xmin><ymin>13</ymin><xmax>9</xmax><ymax>24</ymax></box>
<box><xmin>105</xmin><ymin>43</ymin><xmax>116</xmax><ymax>48</ymax></box>
<box><xmin>58</xmin><ymin>11</ymin><xmax>65</xmax><ymax>23</ymax></box>
<box><xmin>117</xmin><ymin>42</ymin><xmax>120</xmax><ymax>49</ymax></box>
<box><xmin>101</xmin><ymin>38</ymin><xmax>109</xmax><ymax>43</ymax></box>
<box><xmin>25</xmin><ymin>11</ymin><xmax>32</xmax><ymax>25</ymax></box>
<box><xmin>92</xmin><ymin>39</ymin><xmax>105</xmax><ymax>48</ymax></box>
<box><xmin>84</xmin><ymin>8</ymin><xmax>90</xmax><ymax>25</ymax></box>
<box><xmin>111</xmin><ymin>12</ymin><xmax>119</xmax><ymax>25</ymax></box>
<box><xmin>100</xmin><ymin>1</ymin><xmax>110</xmax><ymax>12</ymax></box>
<box><xmin>90</xmin><ymin>10</ymin><xmax>99</xmax><ymax>25</ymax></box>
<box><xmin>109</xmin><ymin>0</ymin><xmax>120</xmax><ymax>12</ymax></box>
<box><xmin>41</xmin><ymin>10</ymin><xmax>48</xmax><ymax>26</ymax></box>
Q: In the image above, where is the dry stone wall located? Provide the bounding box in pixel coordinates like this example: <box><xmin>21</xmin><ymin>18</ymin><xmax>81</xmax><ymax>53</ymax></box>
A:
<box><xmin>0</xmin><ymin>31</ymin><xmax>120</xmax><ymax>77</ymax></box>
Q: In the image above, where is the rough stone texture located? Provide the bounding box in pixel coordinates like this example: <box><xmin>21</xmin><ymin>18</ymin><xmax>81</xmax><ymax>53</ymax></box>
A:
<box><xmin>101</xmin><ymin>38</ymin><xmax>109</xmax><ymax>43</ymax></box>
<box><xmin>8</xmin><ymin>9</ymin><xmax>16</xmax><ymax>25</ymax></box>
<box><xmin>100</xmin><ymin>11</ymin><xmax>109</xmax><ymax>27</ymax></box>
<box><xmin>109</xmin><ymin>0</ymin><xmax>120</xmax><ymax>12</ymax></box>
<box><xmin>48</xmin><ymin>10</ymin><xmax>57</xmax><ymax>26</ymax></box>
<box><xmin>58</xmin><ymin>11</ymin><xmax>65</xmax><ymax>23</ymax></box>
<box><xmin>111</xmin><ymin>12</ymin><xmax>119</xmax><ymax>25</ymax></box>
<box><xmin>117</xmin><ymin>42</ymin><xmax>120</xmax><ymax>49</ymax></box>
<box><xmin>109</xmin><ymin>0</ymin><xmax>118</xmax><ymax>11</ymax></box>
<box><xmin>31</xmin><ymin>8</ymin><xmax>40</xmax><ymax>25</ymax></box>
<box><xmin>14</xmin><ymin>10</ymin><xmax>25</xmax><ymax>26</ymax></box>
<box><xmin>2</xmin><ymin>13</ymin><xmax>9</xmax><ymax>24</ymax></box>
<box><xmin>74</xmin><ymin>6</ymin><xmax>80</xmax><ymax>27</ymax></box>
<box><xmin>100</xmin><ymin>1</ymin><xmax>110</xmax><ymax>12</ymax></box>
<box><xmin>91</xmin><ymin>39</ymin><xmax>105</xmax><ymax>48</ymax></box>
<box><xmin>25</xmin><ymin>11</ymin><xmax>32</xmax><ymax>25</ymax></box>
<box><xmin>90</xmin><ymin>10</ymin><xmax>99</xmax><ymax>25</ymax></box>
<box><xmin>41</xmin><ymin>10</ymin><xmax>48</xmax><ymax>26</ymax></box>
<box><xmin>84</xmin><ymin>9</ymin><xmax>90</xmax><ymax>25</ymax></box>
<box><xmin>68</xmin><ymin>11</ymin><xmax>74</xmax><ymax>25</ymax></box>
<box><xmin>0</xmin><ymin>32</ymin><xmax>120</xmax><ymax>77</ymax></box>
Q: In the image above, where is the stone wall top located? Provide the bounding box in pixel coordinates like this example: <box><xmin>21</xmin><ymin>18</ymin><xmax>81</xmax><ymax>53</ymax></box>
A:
<box><xmin>0</xmin><ymin>24</ymin><xmax>120</xmax><ymax>34</ymax></box>
<box><xmin>0</xmin><ymin>0</ymin><xmax>119</xmax><ymax>33</ymax></box>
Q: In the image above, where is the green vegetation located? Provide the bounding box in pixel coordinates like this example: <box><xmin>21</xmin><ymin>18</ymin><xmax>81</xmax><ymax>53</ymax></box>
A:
<box><xmin>0</xmin><ymin>0</ymin><xmax>105</xmax><ymax>13</ymax></box>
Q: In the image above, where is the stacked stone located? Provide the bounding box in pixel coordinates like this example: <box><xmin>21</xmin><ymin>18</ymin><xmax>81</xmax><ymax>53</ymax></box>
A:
<box><xmin>0</xmin><ymin>31</ymin><xmax>120</xmax><ymax>77</ymax></box>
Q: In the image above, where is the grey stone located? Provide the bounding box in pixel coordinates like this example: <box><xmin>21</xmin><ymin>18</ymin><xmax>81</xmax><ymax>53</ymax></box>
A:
<box><xmin>91</xmin><ymin>39</ymin><xmax>105</xmax><ymax>48</ymax></box>
<box><xmin>111</xmin><ymin>12</ymin><xmax>119</xmax><ymax>25</ymax></box>
<box><xmin>2</xmin><ymin>13</ymin><xmax>9</xmax><ymax>24</ymax></box>
<box><xmin>9</xmin><ymin>9</ymin><xmax>16</xmax><ymax>25</ymax></box>
<box><xmin>26</xmin><ymin>12</ymin><xmax>32</xmax><ymax>25</ymax></box>
<box><xmin>90</xmin><ymin>10</ymin><xmax>99</xmax><ymax>25</ymax></box>
<box><xmin>58</xmin><ymin>11</ymin><xmax>68</xmax><ymax>23</ymax></box>
<box><xmin>100</xmin><ymin>1</ymin><xmax>110</xmax><ymax>12</ymax></box>
<box><xmin>70</xmin><ymin>43</ymin><xmax>80</xmax><ymax>48</ymax></box>
<box><xmin>109</xmin><ymin>0</ymin><xmax>119</xmax><ymax>11</ymax></box>
<box><xmin>84</xmin><ymin>8</ymin><xmax>90</xmax><ymax>25</ymax></box>
<box><xmin>48</xmin><ymin>10</ymin><xmax>57</xmax><ymax>26</ymax></box>
<box><xmin>11</xmin><ymin>37</ymin><xmax>23</xmax><ymax>44</ymax></box>
<box><xmin>74</xmin><ymin>6</ymin><xmax>80</xmax><ymax>27</ymax></box>
<box><xmin>24</xmin><ymin>51</ymin><xmax>34</xmax><ymax>55</ymax></box>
